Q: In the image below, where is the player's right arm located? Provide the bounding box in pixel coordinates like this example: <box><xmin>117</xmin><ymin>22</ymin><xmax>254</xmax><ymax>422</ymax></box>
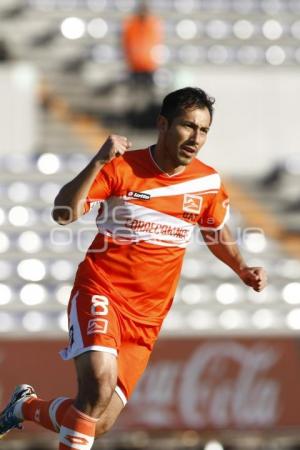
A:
<box><xmin>52</xmin><ymin>135</ymin><xmax>131</xmax><ymax>225</ymax></box>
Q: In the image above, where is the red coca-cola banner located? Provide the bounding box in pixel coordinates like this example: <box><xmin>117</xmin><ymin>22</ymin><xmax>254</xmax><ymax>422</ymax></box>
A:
<box><xmin>118</xmin><ymin>337</ymin><xmax>300</xmax><ymax>431</ymax></box>
<box><xmin>1</xmin><ymin>337</ymin><xmax>300</xmax><ymax>435</ymax></box>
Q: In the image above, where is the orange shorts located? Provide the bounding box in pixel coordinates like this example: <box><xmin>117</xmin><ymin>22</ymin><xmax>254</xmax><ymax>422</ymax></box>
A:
<box><xmin>60</xmin><ymin>288</ymin><xmax>161</xmax><ymax>406</ymax></box>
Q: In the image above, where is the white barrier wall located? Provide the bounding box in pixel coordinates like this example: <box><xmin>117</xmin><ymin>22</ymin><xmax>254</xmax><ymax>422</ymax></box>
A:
<box><xmin>0</xmin><ymin>63</ymin><xmax>38</xmax><ymax>155</ymax></box>
<box><xmin>175</xmin><ymin>67</ymin><xmax>300</xmax><ymax>176</ymax></box>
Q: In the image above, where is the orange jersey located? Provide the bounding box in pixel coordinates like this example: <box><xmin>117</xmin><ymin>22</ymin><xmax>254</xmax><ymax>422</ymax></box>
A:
<box><xmin>73</xmin><ymin>148</ymin><xmax>229</xmax><ymax>325</ymax></box>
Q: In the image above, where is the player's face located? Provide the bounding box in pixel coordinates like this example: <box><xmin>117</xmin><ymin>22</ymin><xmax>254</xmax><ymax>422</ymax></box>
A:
<box><xmin>159</xmin><ymin>107</ymin><xmax>211</xmax><ymax>168</ymax></box>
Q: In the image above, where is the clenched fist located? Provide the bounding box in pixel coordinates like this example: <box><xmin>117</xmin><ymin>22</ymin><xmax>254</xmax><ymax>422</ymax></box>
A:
<box><xmin>238</xmin><ymin>267</ymin><xmax>267</xmax><ymax>292</ymax></box>
<box><xmin>95</xmin><ymin>135</ymin><xmax>132</xmax><ymax>164</ymax></box>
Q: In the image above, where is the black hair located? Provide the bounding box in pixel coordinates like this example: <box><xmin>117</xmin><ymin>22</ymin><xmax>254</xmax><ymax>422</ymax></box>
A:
<box><xmin>160</xmin><ymin>87</ymin><xmax>215</xmax><ymax>124</ymax></box>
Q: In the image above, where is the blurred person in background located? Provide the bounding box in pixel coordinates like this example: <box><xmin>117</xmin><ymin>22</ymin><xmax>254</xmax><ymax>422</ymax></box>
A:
<box><xmin>93</xmin><ymin>1</ymin><xmax>163</xmax><ymax>128</ymax></box>
<box><xmin>122</xmin><ymin>0</ymin><xmax>164</xmax><ymax>126</ymax></box>
<box><xmin>0</xmin><ymin>87</ymin><xmax>267</xmax><ymax>450</ymax></box>
<box><xmin>122</xmin><ymin>0</ymin><xmax>163</xmax><ymax>93</ymax></box>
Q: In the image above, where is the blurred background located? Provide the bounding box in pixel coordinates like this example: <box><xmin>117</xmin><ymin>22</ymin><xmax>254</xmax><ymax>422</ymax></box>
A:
<box><xmin>0</xmin><ymin>0</ymin><xmax>300</xmax><ymax>449</ymax></box>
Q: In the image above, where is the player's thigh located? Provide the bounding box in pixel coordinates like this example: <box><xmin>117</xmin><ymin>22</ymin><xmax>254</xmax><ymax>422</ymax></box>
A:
<box><xmin>95</xmin><ymin>392</ymin><xmax>124</xmax><ymax>438</ymax></box>
<box><xmin>74</xmin><ymin>350</ymin><xmax>118</xmax><ymax>416</ymax></box>
<box><xmin>75</xmin><ymin>350</ymin><xmax>118</xmax><ymax>391</ymax></box>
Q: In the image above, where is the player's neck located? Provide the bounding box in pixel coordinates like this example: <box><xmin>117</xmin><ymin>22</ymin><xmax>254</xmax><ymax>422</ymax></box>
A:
<box><xmin>151</xmin><ymin>145</ymin><xmax>185</xmax><ymax>176</ymax></box>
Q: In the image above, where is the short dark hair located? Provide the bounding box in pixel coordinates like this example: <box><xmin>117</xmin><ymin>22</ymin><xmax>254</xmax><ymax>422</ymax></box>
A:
<box><xmin>160</xmin><ymin>87</ymin><xmax>215</xmax><ymax>124</ymax></box>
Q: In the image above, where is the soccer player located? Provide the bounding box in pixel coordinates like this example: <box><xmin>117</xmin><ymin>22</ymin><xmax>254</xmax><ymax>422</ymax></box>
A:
<box><xmin>0</xmin><ymin>87</ymin><xmax>267</xmax><ymax>449</ymax></box>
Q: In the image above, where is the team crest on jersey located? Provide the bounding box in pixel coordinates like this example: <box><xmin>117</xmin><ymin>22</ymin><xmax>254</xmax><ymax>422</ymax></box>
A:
<box><xmin>127</xmin><ymin>191</ymin><xmax>151</xmax><ymax>200</ymax></box>
<box><xmin>183</xmin><ymin>194</ymin><xmax>203</xmax><ymax>214</ymax></box>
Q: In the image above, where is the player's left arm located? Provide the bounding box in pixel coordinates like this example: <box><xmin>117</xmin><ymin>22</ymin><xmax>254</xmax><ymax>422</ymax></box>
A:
<box><xmin>201</xmin><ymin>224</ymin><xmax>267</xmax><ymax>292</ymax></box>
